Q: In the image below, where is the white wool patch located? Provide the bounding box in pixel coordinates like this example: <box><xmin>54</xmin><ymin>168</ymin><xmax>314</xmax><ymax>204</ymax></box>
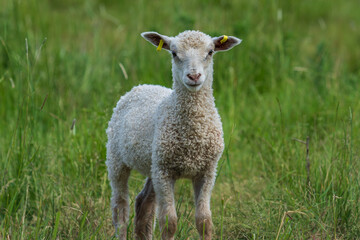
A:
<box><xmin>106</xmin><ymin>84</ymin><xmax>172</xmax><ymax>176</ymax></box>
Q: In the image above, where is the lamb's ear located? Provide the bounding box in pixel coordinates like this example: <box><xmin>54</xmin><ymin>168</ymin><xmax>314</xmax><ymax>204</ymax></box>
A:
<box><xmin>141</xmin><ymin>32</ymin><xmax>171</xmax><ymax>51</ymax></box>
<box><xmin>213</xmin><ymin>35</ymin><xmax>242</xmax><ymax>52</ymax></box>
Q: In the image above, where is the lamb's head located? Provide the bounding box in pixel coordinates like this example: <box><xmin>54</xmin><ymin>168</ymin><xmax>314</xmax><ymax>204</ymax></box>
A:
<box><xmin>141</xmin><ymin>30</ymin><xmax>242</xmax><ymax>92</ymax></box>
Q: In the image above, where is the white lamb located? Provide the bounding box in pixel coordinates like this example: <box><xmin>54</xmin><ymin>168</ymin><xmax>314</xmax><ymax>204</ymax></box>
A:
<box><xmin>106</xmin><ymin>30</ymin><xmax>241</xmax><ymax>240</ymax></box>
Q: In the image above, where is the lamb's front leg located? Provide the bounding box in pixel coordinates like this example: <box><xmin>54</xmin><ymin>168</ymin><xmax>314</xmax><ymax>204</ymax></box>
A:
<box><xmin>152</xmin><ymin>173</ymin><xmax>177</xmax><ymax>240</ymax></box>
<box><xmin>193</xmin><ymin>174</ymin><xmax>216</xmax><ymax>240</ymax></box>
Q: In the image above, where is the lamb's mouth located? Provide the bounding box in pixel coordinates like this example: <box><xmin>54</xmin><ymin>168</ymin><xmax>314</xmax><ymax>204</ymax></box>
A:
<box><xmin>186</xmin><ymin>82</ymin><xmax>202</xmax><ymax>87</ymax></box>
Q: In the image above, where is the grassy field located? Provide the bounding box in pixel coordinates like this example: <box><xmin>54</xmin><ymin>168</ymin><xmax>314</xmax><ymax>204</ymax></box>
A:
<box><xmin>1</xmin><ymin>0</ymin><xmax>360</xmax><ymax>239</ymax></box>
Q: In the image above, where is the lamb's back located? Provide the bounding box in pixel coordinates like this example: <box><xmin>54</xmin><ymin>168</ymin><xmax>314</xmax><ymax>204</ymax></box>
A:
<box><xmin>106</xmin><ymin>84</ymin><xmax>172</xmax><ymax>176</ymax></box>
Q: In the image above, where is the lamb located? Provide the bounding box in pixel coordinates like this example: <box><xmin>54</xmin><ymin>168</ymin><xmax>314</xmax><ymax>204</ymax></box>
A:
<box><xmin>106</xmin><ymin>30</ymin><xmax>241</xmax><ymax>240</ymax></box>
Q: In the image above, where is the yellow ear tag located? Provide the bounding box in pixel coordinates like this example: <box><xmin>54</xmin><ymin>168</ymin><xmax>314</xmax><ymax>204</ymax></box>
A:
<box><xmin>157</xmin><ymin>39</ymin><xmax>164</xmax><ymax>51</ymax></box>
<box><xmin>220</xmin><ymin>35</ymin><xmax>228</xmax><ymax>44</ymax></box>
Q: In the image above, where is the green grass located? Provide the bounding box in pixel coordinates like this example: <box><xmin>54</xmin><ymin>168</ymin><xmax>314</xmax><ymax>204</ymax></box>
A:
<box><xmin>1</xmin><ymin>0</ymin><xmax>360</xmax><ymax>239</ymax></box>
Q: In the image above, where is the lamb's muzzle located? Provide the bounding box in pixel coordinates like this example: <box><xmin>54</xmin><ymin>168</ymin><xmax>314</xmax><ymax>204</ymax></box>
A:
<box><xmin>106</xmin><ymin>30</ymin><xmax>241</xmax><ymax>240</ymax></box>
<box><xmin>187</xmin><ymin>73</ymin><xmax>202</xmax><ymax>82</ymax></box>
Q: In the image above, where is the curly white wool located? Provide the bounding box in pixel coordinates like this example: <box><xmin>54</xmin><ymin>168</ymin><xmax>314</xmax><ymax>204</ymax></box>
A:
<box><xmin>106</xmin><ymin>85</ymin><xmax>172</xmax><ymax>176</ymax></box>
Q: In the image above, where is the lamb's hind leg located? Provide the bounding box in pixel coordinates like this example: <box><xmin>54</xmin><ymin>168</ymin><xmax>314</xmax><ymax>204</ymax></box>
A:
<box><xmin>108</xmin><ymin>163</ymin><xmax>131</xmax><ymax>239</ymax></box>
<box><xmin>134</xmin><ymin>178</ymin><xmax>156</xmax><ymax>240</ymax></box>
<box><xmin>193</xmin><ymin>174</ymin><xmax>215</xmax><ymax>240</ymax></box>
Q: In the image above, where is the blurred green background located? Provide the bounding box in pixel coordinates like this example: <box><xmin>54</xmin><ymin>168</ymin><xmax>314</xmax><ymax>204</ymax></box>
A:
<box><xmin>1</xmin><ymin>0</ymin><xmax>359</xmax><ymax>239</ymax></box>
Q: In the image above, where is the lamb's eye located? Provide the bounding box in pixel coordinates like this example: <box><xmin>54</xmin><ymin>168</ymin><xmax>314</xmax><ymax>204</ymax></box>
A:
<box><xmin>208</xmin><ymin>50</ymin><xmax>214</xmax><ymax>56</ymax></box>
<box><xmin>172</xmin><ymin>51</ymin><xmax>177</xmax><ymax>57</ymax></box>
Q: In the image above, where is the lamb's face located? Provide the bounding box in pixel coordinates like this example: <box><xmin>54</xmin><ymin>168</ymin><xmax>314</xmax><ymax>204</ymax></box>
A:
<box><xmin>141</xmin><ymin>30</ymin><xmax>242</xmax><ymax>92</ymax></box>
<box><xmin>170</xmin><ymin>32</ymin><xmax>214</xmax><ymax>92</ymax></box>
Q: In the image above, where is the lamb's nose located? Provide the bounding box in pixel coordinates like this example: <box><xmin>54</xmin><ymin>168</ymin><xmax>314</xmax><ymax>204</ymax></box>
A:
<box><xmin>187</xmin><ymin>73</ymin><xmax>201</xmax><ymax>81</ymax></box>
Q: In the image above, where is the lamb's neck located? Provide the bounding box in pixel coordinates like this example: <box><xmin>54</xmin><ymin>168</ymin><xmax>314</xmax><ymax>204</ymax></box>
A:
<box><xmin>171</xmin><ymin>77</ymin><xmax>216</xmax><ymax>117</ymax></box>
